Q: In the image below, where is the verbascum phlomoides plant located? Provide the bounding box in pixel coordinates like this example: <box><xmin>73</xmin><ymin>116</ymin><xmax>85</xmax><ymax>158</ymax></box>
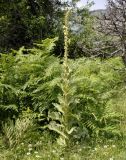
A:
<box><xmin>47</xmin><ymin>10</ymin><xmax>76</xmax><ymax>146</ymax></box>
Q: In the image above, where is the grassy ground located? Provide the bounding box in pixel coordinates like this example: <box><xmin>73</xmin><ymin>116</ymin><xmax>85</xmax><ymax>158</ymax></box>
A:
<box><xmin>0</xmin><ymin>127</ymin><xmax>126</xmax><ymax>159</ymax></box>
<box><xmin>0</xmin><ymin>93</ymin><xmax>126</xmax><ymax>160</ymax></box>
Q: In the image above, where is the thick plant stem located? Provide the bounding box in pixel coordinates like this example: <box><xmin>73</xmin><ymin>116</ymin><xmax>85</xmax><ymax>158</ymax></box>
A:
<box><xmin>56</xmin><ymin>10</ymin><xmax>71</xmax><ymax>146</ymax></box>
<box><xmin>62</xmin><ymin>10</ymin><xmax>71</xmax><ymax>139</ymax></box>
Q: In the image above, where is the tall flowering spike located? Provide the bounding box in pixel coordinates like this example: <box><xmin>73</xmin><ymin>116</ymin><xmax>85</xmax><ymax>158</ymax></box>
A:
<box><xmin>60</xmin><ymin>11</ymin><xmax>70</xmax><ymax>144</ymax></box>
<box><xmin>52</xmin><ymin>10</ymin><xmax>73</xmax><ymax>146</ymax></box>
<box><xmin>63</xmin><ymin>10</ymin><xmax>70</xmax><ymax>63</ymax></box>
<box><xmin>59</xmin><ymin>10</ymin><xmax>71</xmax><ymax>145</ymax></box>
<box><xmin>62</xmin><ymin>10</ymin><xmax>71</xmax><ymax>121</ymax></box>
<box><xmin>62</xmin><ymin>10</ymin><xmax>71</xmax><ymax>91</ymax></box>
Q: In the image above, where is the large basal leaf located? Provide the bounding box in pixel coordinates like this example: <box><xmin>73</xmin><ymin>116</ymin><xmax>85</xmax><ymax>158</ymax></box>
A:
<box><xmin>48</xmin><ymin>111</ymin><xmax>62</xmax><ymax>121</ymax></box>
<box><xmin>53</xmin><ymin>103</ymin><xmax>64</xmax><ymax>114</ymax></box>
<box><xmin>47</xmin><ymin>121</ymin><xmax>67</xmax><ymax>139</ymax></box>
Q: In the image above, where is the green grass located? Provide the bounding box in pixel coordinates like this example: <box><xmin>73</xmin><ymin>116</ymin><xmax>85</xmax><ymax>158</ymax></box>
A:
<box><xmin>0</xmin><ymin>91</ymin><xmax>126</xmax><ymax>160</ymax></box>
<box><xmin>0</xmin><ymin>131</ymin><xmax>126</xmax><ymax>160</ymax></box>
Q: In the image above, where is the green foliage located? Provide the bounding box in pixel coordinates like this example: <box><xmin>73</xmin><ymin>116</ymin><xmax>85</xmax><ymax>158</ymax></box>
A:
<box><xmin>0</xmin><ymin>0</ymin><xmax>79</xmax><ymax>52</ymax></box>
<box><xmin>0</xmin><ymin>35</ymin><xmax>124</xmax><ymax>140</ymax></box>
<box><xmin>0</xmin><ymin>36</ymin><xmax>126</xmax><ymax>159</ymax></box>
<box><xmin>2</xmin><ymin>117</ymin><xmax>33</xmax><ymax>148</ymax></box>
<box><xmin>0</xmin><ymin>1</ymin><xmax>126</xmax><ymax>158</ymax></box>
<box><xmin>0</xmin><ymin>37</ymin><xmax>59</xmax><ymax>126</ymax></box>
<box><xmin>71</xmin><ymin>57</ymin><xmax>124</xmax><ymax>138</ymax></box>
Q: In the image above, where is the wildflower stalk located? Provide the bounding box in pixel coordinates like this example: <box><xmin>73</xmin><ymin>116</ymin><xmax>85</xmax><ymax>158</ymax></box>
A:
<box><xmin>62</xmin><ymin>11</ymin><xmax>70</xmax><ymax>134</ymax></box>
<box><xmin>55</xmin><ymin>11</ymin><xmax>71</xmax><ymax>146</ymax></box>
<box><xmin>52</xmin><ymin>10</ymin><xmax>72</xmax><ymax>146</ymax></box>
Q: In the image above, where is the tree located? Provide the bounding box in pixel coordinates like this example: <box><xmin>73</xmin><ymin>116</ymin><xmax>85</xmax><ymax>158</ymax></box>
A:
<box><xmin>0</xmin><ymin>0</ymin><xmax>68</xmax><ymax>52</ymax></box>
<box><xmin>68</xmin><ymin>1</ymin><xmax>116</xmax><ymax>59</ymax></box>
<box><xmin>0</xmin><ymin>0</ymin><xmax>97</xmax><ymax>58</ymax></box>
<box><xmin>99</xmin><ymin>0</ymin><xmax>126</xmax><ymax>64</ymax></box>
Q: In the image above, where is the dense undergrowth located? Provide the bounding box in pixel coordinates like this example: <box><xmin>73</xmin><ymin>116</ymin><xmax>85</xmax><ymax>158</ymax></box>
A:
<box><xmin>0</xmin><ymin>37</ymin><xmax>126</xmax><ymax>159</ymax></box>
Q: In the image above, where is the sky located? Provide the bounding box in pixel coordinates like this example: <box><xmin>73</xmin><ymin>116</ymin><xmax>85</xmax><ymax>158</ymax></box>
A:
<box><xmin>77</xmin><ymin>0</ymin><xmax>107</xmax><ymax>10</ymax></box>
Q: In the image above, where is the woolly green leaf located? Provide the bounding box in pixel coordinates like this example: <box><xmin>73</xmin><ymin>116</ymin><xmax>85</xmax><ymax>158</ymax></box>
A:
<box><xmin>67</xmin><ymin>127</ymin><xmax>76</xmax><ymax>135</ymax></box>
<box><xmin>57</xmin><ymin>136</ymin><xmax>66</xmax><ymax>146</ymax></box>
<box><xmin>47</xmin><ymin>121</ymin><xmax>67</xmax><ymax>139</ymax></box>
<box><xmin>53</xmin><ymin>103</ymin><xmax>64</xmax><ymax>114</ymax></box>
<box><xmin>48</xmin><ymin>111</ymin><xmax>61</xmax><ymax>121</ymax></box>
